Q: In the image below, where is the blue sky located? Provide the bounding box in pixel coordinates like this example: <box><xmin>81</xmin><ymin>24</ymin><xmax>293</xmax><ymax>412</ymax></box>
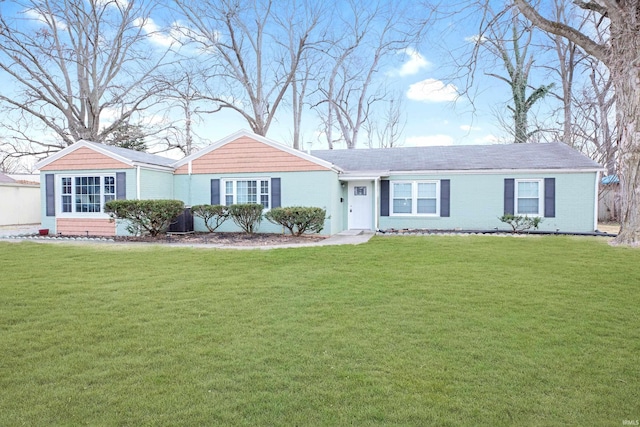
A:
<box><xmin>0</xmin><ymin>0</ymin><xmax>563</xmax><ymax>158</ymax></box>
<box><xmin>150</xmin><ymin>3</ymin><xmax>527</xmax><ymax>152</ymax></box>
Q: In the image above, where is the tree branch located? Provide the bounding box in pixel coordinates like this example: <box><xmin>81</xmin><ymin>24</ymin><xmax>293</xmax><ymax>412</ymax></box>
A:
<box><xmin>513</xmin><ymin>0</ymin><xmax>608</xmax><ymax>61</ymax></box>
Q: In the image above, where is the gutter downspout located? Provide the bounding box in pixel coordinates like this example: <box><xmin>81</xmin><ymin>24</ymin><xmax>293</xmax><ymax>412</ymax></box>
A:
<box><xmin>594</xmin><ymin>170</ymin><xmax>600</xmax><ymax>231</ymax></box>
<box><xmin>188</xmin><ymin>160</ymin><xmax>192</xmax><ymax>207</ymax></box>
<box><xmin>374</xmin><ymin>177</ymin><xmax>380</xmax><ymax>231</ymax></box>
<box><xmin>136</xmin><ymin>165</ymin><xmax>141</xmax><ymax>200</ymax></box>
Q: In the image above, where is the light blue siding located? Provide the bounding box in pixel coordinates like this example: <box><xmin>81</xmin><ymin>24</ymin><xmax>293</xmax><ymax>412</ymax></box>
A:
<box><xmin>378</xmin><ymin>172</ymin><xmax>598</xmax><ymax>233</ymax></box>
<box><xmin>174</xmin><ymin>170</ymin><xmax>342</xmax><ymax>235</ymax></box>
<box><xmin>39</xmin><ymin>168</ymin><xmax>138</xmax><ymax>234</ymax></box>
<box><xmin>139</xmin><ymin>169</ymin><xmax>174</xmax><ymax>199</ymax></box>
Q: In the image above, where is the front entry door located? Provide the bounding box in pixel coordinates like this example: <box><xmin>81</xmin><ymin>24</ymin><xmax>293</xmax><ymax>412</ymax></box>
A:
<box><xmin>348</xmin><ymin>181</ymin><xmax>373</xmax><ymax>230</ymax></box>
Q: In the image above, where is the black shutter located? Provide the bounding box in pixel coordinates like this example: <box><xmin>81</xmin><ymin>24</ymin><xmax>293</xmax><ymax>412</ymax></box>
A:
<box><xmin>544</xmin><ymin>178</ymin><xmax>555</xmax><ymax>217</ymax></box>
<box><xmin>380</xmin><ymin>180</ymin><xmax>390</xmax><ymax>216</ymax></box>
<box><xmin>211</xmin><ymin>179</ymin><xmax>220</xmax><ymax>205</ymax></box>
<box><xmin>504</xmin><ymin>178</ymin><xmax>515</xmax><ymax>215</ymax></box>
<box><xmin>271</xmin><ymin>178</ymin><xmax>281</xmax><ymax>208</ymax></box>
<box><xmin>440</xmin><ymin>179</ymin><xmax>450</xmax><ymax>217</ymax></box>
<box><xmin>45</xmin><ymin>174</ymin><xmax>55</xmax><ymax>217</ymax></box>
<box><xmin>116</xmin><ymin>172</ymin><xmax>126</xmax><ymax>200</ymax></box>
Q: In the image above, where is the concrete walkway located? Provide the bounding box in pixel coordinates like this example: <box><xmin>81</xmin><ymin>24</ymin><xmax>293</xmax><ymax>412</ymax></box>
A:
<box><xmin>0</xmin><ymin>224</ymin><xmax>40</xmax><ymax>237</ymax></box>
<box><xmin>0</xmin><ymin>225</ymin><xmax>375</xmax><ymax>249</ymax></box>
<box><xmin>310</xmin><ymin>229</ymin><xmax>375</xmax><ymax>246</ymax></box>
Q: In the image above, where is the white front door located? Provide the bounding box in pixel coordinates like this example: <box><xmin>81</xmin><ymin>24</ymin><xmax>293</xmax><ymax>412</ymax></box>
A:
<box><xmin>348</xmin><ymin>181</ymin><xmax>373</xmax><ymax>230</ymax></box>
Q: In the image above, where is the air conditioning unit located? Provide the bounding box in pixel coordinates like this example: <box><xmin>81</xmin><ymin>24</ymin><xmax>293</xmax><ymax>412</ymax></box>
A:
<box><xmin>168</xmin><ymin>207</ymin><xmax>194</xmax><ymax>233</ymax></box>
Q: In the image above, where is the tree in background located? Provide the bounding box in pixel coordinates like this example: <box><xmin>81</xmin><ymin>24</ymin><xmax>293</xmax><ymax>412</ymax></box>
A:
<box><xmin>105</xmin><ymin>123</ymin><xmax>147</xmax><ymax>152</ymax></box>
<box><xmin>0</xmin><ymin>0</ymin><xmax>173</xmax><ymax>158</ymax></box>
<box><xmin>364</xmin><ymin>93</ymin><xmax>406</xmax><ymax>148</ymax></box>
<box><xmin>471</xmin><ymin>5</ymin><xmax>554</xmax><ymax>143</ymax></box>
<box><xmin>313</xmin><ymin>0</ymin><xmax>424</xmax><ymax>149</ymax></box>
<box><xmin>174</xmin><ymin>0</ymin><xmax>323</xmax><ymax>138</ymax></box>
<box><xmin>513</xmin><ymin>0</ymin><xmax>640</xmax><ymax>244</ymax></box>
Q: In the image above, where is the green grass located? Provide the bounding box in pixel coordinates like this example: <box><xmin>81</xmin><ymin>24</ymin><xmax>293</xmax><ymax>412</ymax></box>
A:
<box><xmin>1</xmin><ymin>236</ymin><xmax>639</xmax><ymax>426</ymax></box>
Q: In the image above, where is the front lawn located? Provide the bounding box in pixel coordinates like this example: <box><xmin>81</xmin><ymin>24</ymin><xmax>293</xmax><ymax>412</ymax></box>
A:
<box><xmin>1</xmin><ymin>236</ymin><xmax>639</xmax><ymax>426</ymax></box>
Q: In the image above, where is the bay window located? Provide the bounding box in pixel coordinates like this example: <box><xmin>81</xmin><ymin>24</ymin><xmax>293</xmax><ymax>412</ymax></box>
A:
<box><xmin>59</xmin><ymin>175</ymin><xmax>116</xmax><ymax>214</ymax></box>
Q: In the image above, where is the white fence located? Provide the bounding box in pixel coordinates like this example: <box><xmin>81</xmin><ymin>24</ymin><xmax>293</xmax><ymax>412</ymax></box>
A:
<box><xmin>0</xmin><ymin>183</ymin><xmax>41</xmax><ymax>226</ymax></box>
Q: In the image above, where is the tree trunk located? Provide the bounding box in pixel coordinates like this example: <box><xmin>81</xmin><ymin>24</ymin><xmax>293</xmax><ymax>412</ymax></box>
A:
<box><xmin>512</xmin><ymin>0</ymin><xmax>640</xmax><ymax>245</ymax></box>
<box><xmin>614</xmin><ymin>66</ymin><xmax>640</xmax><ymax>244</ymax></box>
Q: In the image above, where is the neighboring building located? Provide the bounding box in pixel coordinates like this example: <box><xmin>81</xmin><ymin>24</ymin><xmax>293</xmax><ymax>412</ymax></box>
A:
<box><xmin>599</xmin><ymin>175</ymin><xmax>620</xmax><ymax>222</ymax></box>
<box><xmin>35</xmin><ymin>130</ymin><xmax>603</xmax><ymax>236</ymax></box>
<box><xmin>0</xmin><ymin>173</ymin><xmax>41</xmax><ymax>226</ymax></box>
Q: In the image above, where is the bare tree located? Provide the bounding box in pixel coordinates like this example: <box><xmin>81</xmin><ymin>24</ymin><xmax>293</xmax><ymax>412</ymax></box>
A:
<box><xmin>174</xmin><ymin>0</ymin><xmax>323</xmax><ymax>137</ymax></box>
<box><xmin>544</xmin><ymin>0</ymin><xmax>582</xmax><ymax>147</ymax></box>
<box><xmin>472</xmin><ymin>5</ymin><xmax>554</xmax><ymax>143</ymax></box>
<box><xmin>0</xmin><ymin>0</ymin><xmax>173</xmax><ymax>157</ymax></box>
<box><xmin>278</xmin><ymin>3</ymin><xmax>327</xmax><ymax>150</ymax></box>
<box><xmin>314</xmin><ymin>0</ymin><xmax>423</xmax><ymax>149</ymax></box>
<box><xmin>364</xmin><ymin>93</ymin><xmax>406</xmax><ymax>148</ymax></box>
<box><xmin>512</xmin><ymin>0</ymin><xmax>640</xmax><ymax>244</ymax></box>
<box><xmin>572</xmin><ymin>60</ymin><xmax>616</xmax><ymax>175</ymax></box>
<box><xmin>156</xmin><ymin>68</ymin><xmax>217</xmax><ymax>156</ymax></box>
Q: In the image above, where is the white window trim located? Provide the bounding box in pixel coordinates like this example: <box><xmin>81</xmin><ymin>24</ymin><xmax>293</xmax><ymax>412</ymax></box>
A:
<box><xmin>222</xmin><ymin>177</ymin><xmax>271</xmax><ymax>209</ymax></box>
<box><xmin>390</xmin><ymin>180</ymin><xmax>440</xmax><ymax>216</ymax></box>
<box><xmin>57</xmin><ymin>173</ymin><xmax>115</xmax><ymax>218</ymax></box>
<box><xmin>515</xmin><ymin>178</ymin><xmax>544</xmax><ymax>217</ymax></box>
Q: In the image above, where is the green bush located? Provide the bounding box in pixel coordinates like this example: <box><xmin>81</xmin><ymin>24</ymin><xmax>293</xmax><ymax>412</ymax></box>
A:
<box><xmin>191</xmin><ymin>204</ymin><xmax>229</xmax><ymax>232</ymax></box>
<box><xmin>228</xmin><ymin>204</ymin><xmax>263</xmax><ymax>234</ymax></box>
<box><xmin>265</xmin><ymin>206</ymin><xmax>327</xmax><ymax>236</ymax></box>
<box><xmin>105</xmin><ymin>199</ymin><xmax>185</xmax><ymax>237</ymax></box>
<box><xmin>499</xmin><ymin>214</ymin><xmax>543</xmax><ymax>233</ymax></box>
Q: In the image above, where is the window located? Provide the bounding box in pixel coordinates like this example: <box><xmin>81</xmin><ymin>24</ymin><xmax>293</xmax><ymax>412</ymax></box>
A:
<box><xmin>224</xmin><ymin>179</ymin><xmax>270</xmax><ymax>208</ymax></box>
<box><xmin>391</xmin><ymin>181</ymin><xmax>439</xmax><ymax>215</ymax></box>
<box><xmin>354</xmin><ymin>186</ymin><xmax>367</xmax><ymax>196</ymax></box>
<box><xmin>516</xmin><ymin>179</ymin><xmax>543</xmax><ymax>216</ymax></box>
<box><xmin>59</xmin><ymin>175</ymin><xmax>115</xmax><ymax>215</ymax></box>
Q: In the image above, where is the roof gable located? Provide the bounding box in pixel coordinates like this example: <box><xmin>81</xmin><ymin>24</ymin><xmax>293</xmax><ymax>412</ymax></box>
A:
<box><xmin>35</xmin><ymin>140</ymin><xmax>175</xmax><ymax>171</ymax></box>
<box><xmin>0</xmin><ymin>172</ymin><xmax>16</xmax><ymax>183</ymax></box>
<box><xmin>173</xmin><ymin>130</ymin><xmax>338</xmax><ymax>174</ymax></box>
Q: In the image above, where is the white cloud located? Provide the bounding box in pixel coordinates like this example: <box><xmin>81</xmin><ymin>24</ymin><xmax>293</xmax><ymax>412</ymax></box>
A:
<box><xmin>465</xmin><ymin>34</ymin><xmax>487</xmax><ymax>44</ymax></box>
<box><xmin>460</xmin><ymin>125</ymin><xmax>481</xmax><ymax>132</ymax></box>
<box><xmin>25</xmin><ymin>8</ymin><xmax>67</xmax><ymax>30</ymax></box>
<box><xmin>390</xmin><ymin>48</ymin><xmax>430</xmax><ymax>77</ymax></box>
<box><xmin>96</xmin><ymin>0</ymin><xmax>129</xmax><ymax>8</ymax></box>
<box><xmin>134</xmin><ymin>17</ymin><xmax>177</xmax><ymax>47</ymax></box>
<box><xmin>406</xmin><ymin>134</ymin><xmax>455</xmax><ymax>147</ymax></box>
<box><xmin>406</xmin><ymin>78</ymin><xmax>459</xmax><ymax>103</ymax></box>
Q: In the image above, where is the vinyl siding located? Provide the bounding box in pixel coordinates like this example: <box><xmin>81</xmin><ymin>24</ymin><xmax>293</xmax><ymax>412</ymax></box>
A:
<box><xmin>138</xmin><ymin>168</ymin><xmax>174</xmax><ymax>199</ymax></box>
<box><xmin>378</xmin><ymin>172</ymin><xmax>598</xmax><ymax>233</ymax></box>
<box><xmin>56</xmin><ymin>218</ymin><xmax>115</xmax><ymax>236</ymax></box>
<box><xmin>39</xmin><ymin>168</ymin><xmax>136</xmax><ymax>235</ymax></box>
<box><xmin>174</xmin><ymin>136</ymin><xmax>331</xmax><ymax>174</ymax></box>
<box><xmin>39</xmin><ymin>147</ymin><xmax>129</xmax><ymax>170</ymax></box>
<box><xmin>174</xmin><ymin>170</ymin><xmax>342</xmax><ymax>235</ymax></box>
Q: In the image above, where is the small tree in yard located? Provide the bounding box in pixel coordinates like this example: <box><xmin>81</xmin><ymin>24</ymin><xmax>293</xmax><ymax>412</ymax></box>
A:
<box><xmin>105</xmin><ymin>200</ymin><xmax>184</xmax><ymax>237</ymax></box>
<box><xmin>191</xmin><ymin>204</ymin><xmax>229</xmax><ymax>232</ymax></box>
<box><xmin>499</xmin><ymin>214</ymin><xmax>543</xmax><ymax>233</ymax></box>
<box><xmin>265</xmin><ymin>206</ymin><xmax>327</xmax><ymax>236</ymax></box>
<box><xmin>228</xmin><ymin>204</ymin><xmax>263</xmax><ymax>234</ymax></box>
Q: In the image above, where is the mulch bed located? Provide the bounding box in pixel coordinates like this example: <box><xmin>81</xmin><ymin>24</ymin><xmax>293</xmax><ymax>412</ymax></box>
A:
<box><xmin>114</xmin><ymin>232</ymin><xmax>327</xmax><ymax>246</ymax></box>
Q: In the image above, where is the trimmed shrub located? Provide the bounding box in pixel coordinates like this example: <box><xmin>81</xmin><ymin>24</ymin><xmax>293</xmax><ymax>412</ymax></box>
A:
<box><xmin>191</xmin><ymin>204</ymin><xmax>229</xmax><ymax>232</ymax></box>
<box><xmin>265</xmin><ymin>206</ymin><xmax>327</xmax><ymax>236</ymax></box>
<box><xmin>499</xmin><ymin>214</ymin><xmax>543</xmax><ymax>233</ymax></box>
<box><xmin>228</xmin><ymin>203</ymin><xmax>263</xmax><ymax>234</ymax></box>
<box><xmin>105</xmin><ymin>199</ymin><xmax>185</xmax><ymax>237</ymax></box>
